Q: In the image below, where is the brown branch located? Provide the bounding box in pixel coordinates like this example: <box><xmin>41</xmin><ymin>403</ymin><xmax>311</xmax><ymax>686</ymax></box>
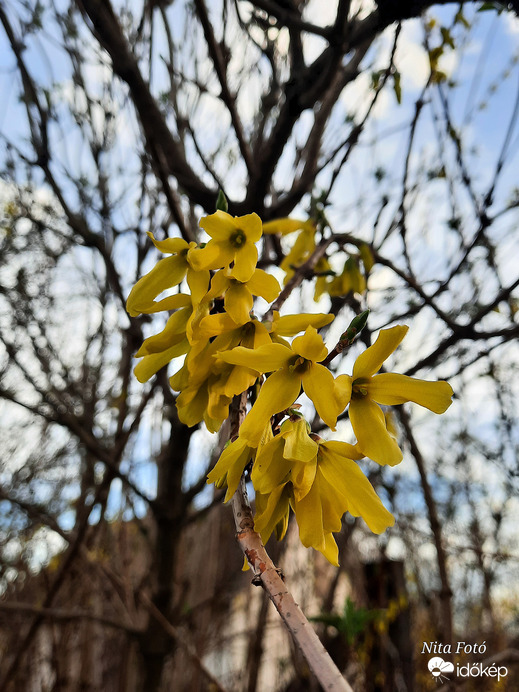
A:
<box><xmin>271</xmin><ymin>42</ymin><xmax>370</xmax><ymax>219</ymax></box>
<box><xmin>88</xmin><ymin>547</ymin><xmax>230</xmax><ymax>692</ymax></box>
<box><xmin>75</xmin><ymin>0</ymin><xmax>217</xmax><ymax>216</ymax></box>
<box><xmin>246</xmin><ymin>590</ymin><xmax>270</xmax><ymax>692</ymax></box>
<box><xmin>405</xmin><ymin>275</ymin><xmax>519</xmax><ymax>376</ymax></box>
<box><xmin>231</xmin><ymin>476</ymin><xmax>353</xmax><ymax>692</ymax></box>
<box><xmin>0</xmin><ymin>487</ymin><xmax>70</xmax><ymax>544</ymax></box>
<box><xmin>137</xmin><ymin>592</ymin><xmax>230</xmax><ymax>692</ymax></box>
<box><xmin>346</xmin><ymin>1</ymin><xmax>471</xmax><ymax>53</ymax></box>
<box><xmin>69</xmin><ymin>545</ymin><xmax>230</xmax><ymax>692</ymax></box>
<box><xmin>247</xmin><ymin>20</ymin><xmax>359</xmax><ymax>211</ymax></box>
<box><xmin>263</xmin><ymin>235</ymin><xmax>336</xmax><ymax>321</ymax></box>
<box><xmin>194</xmin><ymin>0</ymin><xmax>255</xmax><ymax>177</ymax></box>
<box><xmin>225</xmin><ymin>393</ymin><xmax>353</xmax><ymax>690</ymax></box>
<box><xmin>0</xmin><ymin>602</ymin><xmax>140</xmax><ymax>635</ymax></box>
<box><xmin>0</xmin><ymin>385</ymin><xmax>157</xmax><ymax>511</ymax></box>
<box><xmin>1</xmin><ymin>4</ymin><xmax>140</xmax><ymax>311</ymax></box>
<box><xmin>246</xmin><ymin>0</ymin><xmax>333</xmax><ymax>39</ymax></box>
<box><xmin>0</xmin><ymin>471</ymin><xmax>111</xmax><ymax>690</ymax></box>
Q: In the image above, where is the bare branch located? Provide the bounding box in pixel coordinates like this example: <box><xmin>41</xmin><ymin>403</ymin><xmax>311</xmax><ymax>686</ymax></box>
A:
<box><xmin>0</xmin><ymin>602</ymin><xmax>141</xmax><ymax>635</ymax></box>
<box><xmin>75</xmin><ymin>0</ymin><xmax>218</xmax><ymax>216</ymax></box>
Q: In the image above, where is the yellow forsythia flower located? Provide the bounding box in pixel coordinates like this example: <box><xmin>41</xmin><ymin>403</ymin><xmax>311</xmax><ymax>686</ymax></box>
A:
<box><xmin>280</xmin><ymin>224</ymin><xmax>316</xmax><ymax>283</ymax></box>
<box><xmin>217</xmin><ymin>326</ymin><xmax>349</xmax><ymax>444</ymax></box>
<box><xmin>252</xmin><ymin>419</ymin><xmax>394</xmax><ymax>565</ymax></box>
<box><xmin>189</xmin><ymin>210</ymin><xmax>262</xmax><ymax>282</ymax></box>
<box><xmin>207</xmin><ymin>424</ymin><xmax>273</xmax><ymax>501</ymax></box>
<box><xmin>126</xmin><ymin>233</ymin><xmax>209</xmax><ymax>316</ymax></box>
<box><xmin>262</xmin><ymin>218</ymin><xmax>313</xmax><ymax>235</ymax></box>
<box><xmin>335</xmin><ymin>325</ymin><xmax>454</xmax><ymax>465</ymax></box>
<box><xmin>204</xmin><ymin>266</ymin><xmax>280</xmax><ymax>326</ymax></box>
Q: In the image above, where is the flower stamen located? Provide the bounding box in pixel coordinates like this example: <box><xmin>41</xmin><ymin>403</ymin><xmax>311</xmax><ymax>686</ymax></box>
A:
<box><xmin>230</xmin><ymin>229</ymin><xmax>246</xmax><ymax>247</ymax></box>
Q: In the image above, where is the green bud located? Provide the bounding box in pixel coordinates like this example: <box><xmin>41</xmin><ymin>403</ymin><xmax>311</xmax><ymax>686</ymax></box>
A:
<box><xmin>341</xmin><ymin>309</ymin><xmax>370</xmax><ymax>343</ymax></box>
<box><xmin>216</xmin><ymin>189</ymin><xmax>228</xmax><ymax>212</ymax></box>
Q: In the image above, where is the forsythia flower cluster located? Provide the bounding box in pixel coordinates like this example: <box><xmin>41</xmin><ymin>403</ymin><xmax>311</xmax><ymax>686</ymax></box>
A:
<box><xmin>127</xmin><ymin>211</ymin><xmax>453</xmax><ymax>565</ymax></box>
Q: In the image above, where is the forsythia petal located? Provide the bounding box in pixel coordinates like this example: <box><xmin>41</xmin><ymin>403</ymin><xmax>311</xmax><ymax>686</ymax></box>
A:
<box><xmin>147</xmin><ymin>233</ymin><xmax>189</xmax><ymax>255</ymax></box>
<box><xmin>293</xmin><ymin>481</ymin><xmax>325</xmax><ymax>551</ymax></box>
<box><xmin>320</xmin><ymin>534</ymin><xmax>340</xmax><ymax>567</ymax></box>
<box><xmin>322</xmin><ymin>439</ymin><xmax>365</xmax><ymax>461</ymax></box>
<box><xmin>131</xmin><ymin>293</ymin><xmax>191</xmax><ymax>316</ymax></box>
<box><xmin>232</xmin><ymin>240</ymin><xmax>258</xmax><ymax>282</ymax></box>
<box><xmin>217</xmin><ymin>343</ymin><xmax>293</xmax><ymax>373</ymax></box>
<box><xmin>352</xmin><ymin>325</ymin><xmax>409</xmax><ymax>379</ymax></box>
<box><xmin>220</xmin><ymin>364</ymin><xmax>259</xmax><ymax>398</ymax></box>
<box><xmin>291</xmin><ymin>460</ymin><xmax>318</xmax><ymax>502</ymax></box>
<box><xmin>199</xmin><ymin>210</ymin><xmax>238</xmax><ymax>240</ymax></box>
<box><xmin>368</xmin><ymin>373</ymin><xmax>454</xmax><ymax>413</ymax></box>
<box><xmin>301</xmin><ymin>364</ymin><xmax>340</xmax><ymax>430</ymax></box>
<box><xmin>239</xmin><ymin>368</ymin><xmax>301</xmax><ymax>445</ymax></box>
<box><xmin>188</xmin><ymin>240</ymin><xmax>224</xmax><ymax>271</ymax></box>
<box><xmin>134</xmin><ymin>340</ymin><xmax>189</xmax><ymax>383</ymax></box>
<box><xmin>334</xmin><ymin>374</ymin><xmax>353</xmax><ymax>411</ymax></box>
<box><xmin>225</xmin><ymin>283</ymin><xmax>253</xmax><ymax>325</ymax></box>
<box><xmin>135</xmin><ymin>309</ymin><xmax>190</xmax><ymax>355</ymax></box>
<box><xmin>282</xmin><ymin>419</ymin><xmax>318</xmax><ymax>462</ymax></box>
<box><xmin>252</xmin><ymin>437</ymin><xmax>289</xmax><ymax>494</ymax></box>
<box><xmin>245</xmin><ymin>269</ymin><xmax>281</xmax><ymax>302</ymax></box>
<box><xmin>271</xmin><ymin>311</ymin><xmax>334</xmax><ymax>336</ymax></box>
<box><xmin>126</xmin><ymin>256</ymin><xmax>187</xmax><ymax>316</ymax></box>
<box><xmin>207</xmin><ymin>437</ymin><xmax>253</xmax><ymax>501</ymax></box>
<box><xmin>254</xmin><ymin>485</ymin><xmax>291</xmax><ymax>542</ymax></box>
<box><xmin>198</xmin><ymin>313</ymin><xmax>237</xmax><ymax>339</ymax></box>
<box><xmin>292</xmin><ymin>326</ymin><xmax>328</xmax><ymax>362</ymax></box>
<box><xmin>318</xmin><ymin>447</ymin><xmax>395</xmax><ymax>534</ymax></box>
<box><xmin>348</xmin><ymin>396</ymin><xmax>403</xmax><ymax>466</ymax></box>
<box><xmin>262</xmin><ymin>218</ymin><xmax>312</xmax><ymax>235</ymax></box>
<box><xmin>187</xmin><ymin>267</ymin><xmax>210</xmax><ymax>305</ymax></box>
<box><xmin>200</xmin><ymin>211</ymin><xmax>261</xmax><ymax>242</ymax></box>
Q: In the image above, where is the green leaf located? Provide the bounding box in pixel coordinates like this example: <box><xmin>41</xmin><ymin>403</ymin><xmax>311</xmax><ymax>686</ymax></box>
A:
<box><xmin>393</xmin><ymin>71</ymin><xmax>402</xmax><ymax>105</ymax></box>
<box><xmin>310</xmin><ymin>598</ymin><xmax>379</xmax><ymax>646</ymax></box>
<box><xmin>216</xmin><ymin>189</ymin><xmax>228</xmax><ymax>212</ymax></box>
<box><xmin>371</xmin><ymin>70</ymin><xmax>383</xmax><ymax>90</ymax></box>
<box><xmin>477</xmin><ymin>1</ymin><xmax>507</xmax><ymax>11</ymax></box>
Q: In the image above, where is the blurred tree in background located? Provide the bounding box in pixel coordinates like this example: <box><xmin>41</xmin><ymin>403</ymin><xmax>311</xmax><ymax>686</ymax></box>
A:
<box><xmin>1</xmin><ymin>1</ymin><xmax>519</xmax><ymax>690</ymax></box>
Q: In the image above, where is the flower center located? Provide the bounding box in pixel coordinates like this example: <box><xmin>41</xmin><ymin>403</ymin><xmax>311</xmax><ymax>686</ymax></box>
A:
<box><xmin>351</xmin><ymin>377</ymin><xmax>369</xmax><ymax>399</ymax></box>
<box><xmin>290</xmin><ymin>356</ymin><xmax>311</xmax><ymax>373</ymax></box>
<box><xmin>230</xmin><ymin>228</ymin><xmax>246</xmax><ymax>248</ymax></box>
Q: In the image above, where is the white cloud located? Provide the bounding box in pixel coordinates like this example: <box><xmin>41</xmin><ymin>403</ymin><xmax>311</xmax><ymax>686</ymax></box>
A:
<box><xmin>348</xmin><ymin>0</ymin><xmax>377</xmax><ymax>21</ymax></box>
<box><xmin>504</xmin><ymin>11</ymin><xmax>519</xmax><ymax>34</ymax></box>
<box><xmin>394</xmin><ymin>24</ymin><xmax>430</xmax><ymax>90</ymax></box>
<box><xmin>303</xmin><ymin>0</ymin><xmax>340</xmax><ymax>27</ymax></box>
<box><xmin>340</xmin><ymin>70</ymin><xmax>393</xmax><ymax>120</ymax></box>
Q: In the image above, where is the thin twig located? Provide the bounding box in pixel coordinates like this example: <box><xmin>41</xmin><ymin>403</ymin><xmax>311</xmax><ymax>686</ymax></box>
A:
<box><xmin>0</xmin><ymin>602</ymin><xmax>140</xmax><ymax>634</ymax></box>
<box><xmin>263</xmin><ymin>236</ymin><xmax>335</xmax><ymax>321</ymax></box>
<box><xmin>231</xmin><ymin>477</ymin><xmax>353</xmax><ymax>692</ymax></box>
<box><xmin>138</xmin><ymin>592</ymin><xmax>230</xmax><ymax>692</ymax></box>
